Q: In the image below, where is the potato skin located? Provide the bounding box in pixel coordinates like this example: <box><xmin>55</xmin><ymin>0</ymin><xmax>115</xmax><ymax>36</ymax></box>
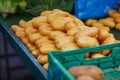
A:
<box><xmin>98</xmin><ymin>29</ymin><xmax>110</xmax><ymax>42</ymax></box>
<box><xmin>39</xmin><ymin>45</ymin><xmax>57</xmax><ymax>54</ymax></box>
<box><xmin>37</xmin><ymin>54</ymin><xmax>48</xmax><ymax>64</ymax></box>
<box><xmin>99</xmin><ymin>19</ymin><xmax>115</xmax><ymax>28</ymax></box>
<box><xmin>68</xmin><ymin>65</ymin><xmax>104</xmax><ymax>80</ymax></box>
<box><xmin>101</xmin><ymin>34</ymin><xmax>116</xmax><ymax>55</ymax></box>
<box><xmin>68</xmin><ymin>66</ymin><xmax>89</xmax><ymax>78</ymax></box>
<box><xmin>115</xmin><ymin>23</ymin><xmax>120</xmax><ymax>30</ymax></box>
<box><xmin>43</xmin><ymin>63</ymin><xmax>48</xmax><ymax>70</ymax></box>
<box><xmin>49</xmin><ymin>31</ymin><xmax>66</xmax><ymax>40</ymax></box>
<box><xmin>75</xmin><ymin>27</ymin><xmax>98</xmax><ymax>38</ymax></box>
<box><xmin>77</xmin><ymin>75</ymin><xmax>95</xmax><ymax>80</ymax></box>
<box><xmin>91</xmin><ymin>53</ymin><xmax>105</xmax><ymax>58</ymax></box>
<box><xmin>85</xmin><ymin>19</ymin><xmax>98</xmax><ymax>26</ymax></box>
<box><xmin>76</xmin><ymin>36</ymin><xmax>99</xmax><ymax>48</ymax></box>
<box><xmin>108</xmin><ymin>10</ymin><xmax>117</xmax><ymax>17</ymax></box>
<box><xmin>55</xmin><ymin>36</ymin><xmax>74</xmax><ymax>49</ymax></box>
<box><xmin>61</xmin><ymin>43</ymin><xmax>79</xmax><ymax>51</ymax></box>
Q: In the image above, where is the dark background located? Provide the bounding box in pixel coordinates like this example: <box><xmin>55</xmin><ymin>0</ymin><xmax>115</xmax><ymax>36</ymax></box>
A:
<box><xmin>0</xmin><ymin>32</ymin><xmax>35</xmax><ymax>80</ymax></box>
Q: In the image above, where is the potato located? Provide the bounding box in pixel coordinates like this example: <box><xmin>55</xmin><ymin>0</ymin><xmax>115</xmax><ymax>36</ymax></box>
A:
<box><xmin>19</xmin><ymin>19</ymin><xmax>33</xmax><ymax>28</ymax></box>
<box><xmin>37</xmin><ymin>54</ymin><xmax>48</xmax><ymax>64</ymax></box>
<box><xmin>99</xmin><ymin>19</ymin><xmax>115</xmax><ymax>28</ymax></box>
<box><xmin>75</xmin><ymin>27</ymin><xmax>98</xmax><ymax>37</ymax></box>
<box><xmin>101</xmin><ymin>34</ymin><xmax>116</xmax><ymax>55</ymax></box>
<box><xmin>28</xmin><ymin>33</ymin><xmax>41</xmax><ymax>44</ymax></box>
<box><xmin>68</xmin><ymin>65</ymin><xmax>104</xmax><ymax>80</ymax></box>
<box><xmin>65</xmin><ymin>21</ymin><xmax>77</xmax><ymax>31</ymax></box>
<box><xmin>93</xmin><ymin>25</ymin><xmax>110</xmax><ymax>32</ymax></box>
<box><xmin>108</xmin><ymin>9</ymin><xmax>117</xmax><ymax>17</ymax></box>
<box><xmin>87</xmin><ymin>66</ymin><xmax>104</xmax><ymax>80</ymax></box>
<box><xmin>49</xmin><ymin>31</ymin><xmax>66</xmax><ymax>40</ymax></box>
<box><xmin>25</xmin><ymin>27</ymin><xmax>39</xmax><ymax>35</ymax></box>
<box><xmin>100</xmin><ymin>26</ymin><xmax>110</xmax><ymax>32</ymax></box>
<box><xmin>76</xmin><ymin>36</ymin><xmax>99</xmax><ymax>48</ymax></box>
<box><xmin>84</xmin><ymin>58</ymin><xmax>90</xmax><ymax>60</ymax></box>
<box><xmin>32</xmin><ymin>16</ymin><xmax>47</xmax><ymax>28</ymax></box>
<box><xmin>19</xmin><ymin>19</ymin><xmax>27</xmax><ymax>28</ymax></box>
<box><xmin>67</xmin><ymin>27</ymin><xmax>80</xmax><ymax>36</ymax></box>
<box><xmin>39</xmin><ymin>23</ymin><xmax>53</xmax><ymax>36</ymax></box>
<box><xmin>43</xmin><ymin>63</ymin><xmax>48</xmax><ymax>70</ymax></box>
<box><xmin>91</xmin><ymin>53</ymin><xmax>105</xmax><ymax>58</ymax></box>
<box><xmin>112</xmin><ymin>13</ymin><xmax>120</xmax><ymax>18</ymax></box>
<box><xmin>91</xmin><ymin>22</ymin><xmax>103</xmax><ymax>27</ymax></box>
<box><xmin>51</xmin><ymin>17</ymin><xmax>72</xmax><ymax>31</ymax></box>
<box><xmin>102</xmin><ymin>34</ymin><xmax>116</xmax><ymax>45</ymax></box>
<box><xmin>15</xmin><ymin>31</ymin><xmax>26</xmax><ymax>38</ymax></box>
<box><xmin>31</xmin><ymin>49</ymin><xmax>40</xmax><ymax>58</ymax></box>
<box><xmin>105</xmin><ymin>17</ymin><xmax>114</xmax><ymax>21</ymax></box>
<box><xmin>115</xmin><ymin>23</ymin><xmax>120</xmax><ymax>30</ymax></box>
<box><xmin>68</xmin><ymin>66</ymin><xmax>89</xmax><ymax>78</ymax></box>
<box><xmin>40</xmin><ymin>11</ymin><xmax>52</xmax><ymax>16</ymax></box>
<box><xmin>11</xmin><ymin>25</ymin><xmax>24</xmax><ymax>32</ymax></box>
<box><xmin>61</xmin><ymin>43</ymin><xmax>79</xmax><ymax>51</ymax></box>
<box><xmin>102</xmin><ymin>50</ymin><xmax>111</xmax><ymax>56</ymax></box>
<box><xmin>77</xmin><ymin>75</ymin><xmax>95</xmax><ymax>80</ymax></box>
<box><xmin>85</xmin><ymin>19</ymin><xmax>98</xmax><ymax>26</ymax></box>
<box><xmin>26</xmin><ymin>43</ymin><xmax>36</xmax><ymax>52</ymax></box>
<box><xmin>55</xmin><ymin>36</ymin><xmax>74</xmax><ymax>49</ymax></box>
<box><xmin>114</xmin><ymin>17</ymin><xmax>120</xmax><ymax>23</ymax></box>
<box><xmin>36</xmin><ymin>40</ymin><xmax>54</xmax><ymax>48</ymax></box>
<box><xmin>35</xmin><ymin>38</ymin><xmax>52</xmax><ymax>47</ymax></box>
<box><xmin>98</xmin><ymin>29</ymin><xmax>110</xmax><ymax>42</ymax></box>
<box><xmin>15</xmin><ymin>31</ymin><xmax>29</xmax><ymax>45</ymax></box>
<box><xmin>39</xmin><ymin>45</ymin><xmax>57</xmax><ymax>54</ymax></box>
<box><xmin>73</xmin><ymin>17</ymin><xmax>84</xmax><ymax>26</ymax></box>
<box><xmin>21</xmin><ymin>37</ymin><xmax>29</xmax><ymax>45</ymax></box>
<box><xmin>52</xmin><ymin>9</ymin><xmax>66</xmax><ymax>13</ymax></box>
<box><xmin>53</xmin><ymin>34</ymin><xmax>67</xmax><ymax>41</ymax></box>
<box><xmin>84</xmin><ymin>52</ymin><xmax>90</xmax><ymax>59</ymax></box>
<box><xmin>47</xmin><ymin>11</ymin><xmax>71</xmax><ymax>23</ymax></box>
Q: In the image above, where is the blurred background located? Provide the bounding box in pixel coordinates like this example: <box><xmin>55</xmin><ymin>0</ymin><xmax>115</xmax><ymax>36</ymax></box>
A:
<box><xmin>0</xmin><ymin>32</ymin><xmax>35</xmax><ymax>80</ymax></box>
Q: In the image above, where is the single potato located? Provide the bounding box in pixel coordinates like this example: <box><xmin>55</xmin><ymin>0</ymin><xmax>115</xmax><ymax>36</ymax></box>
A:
<box><xmin>85</xmin><ymin>19</ymin><xmax>98</xmax><ymax>26</ymax></box>
<box><xmin>39</xmin><ymin>45</ymin><xmax>57</xmax><ymax>54</ymax></box>
<box><xmin>67</xmin><ymin>27</ymin><xmax>80</xmax><ymax>36</ymax></box>
<box><xmin>55</xmin><ymin>36</ymin><xmax>74</xmax><ymax>49</ymax></box>
<box><xmin>49</xmin><ymin>31</ymin><xmax>66</xmax><ymax>40</ymax></box>
<box><xmin>99</xmin><ymin>19</ymin><xmax>115</xmax><ymax>28</ymax></box>
<box><xmin>115</xmin><ymin>23</ymin><xmax>120</xmax><ymax>30</ymax></box>
<box><xmin>37</xmin><ymin>54</ymin><xmax>48</xmax><ymax>64</ymax></box>
<box><xmin>91</xmin><ymin>53</ymin><xmax>105</xmax><ymax>58</ymax></box>
<box><xmin>43</xmin><ymin>63</ymin><xmax>48</xmax><ymax>70</ymax></box>
<box><xmin>61</xmin><ymin>43</ymin><xmax>79</xmax><ymax>51</ymax></box>
<box><xmin>39</xmin><ymin>23</ymin><xmax>53</xmax><ymax>36</ymax></box>
<box><xmin>68</xmin><ymin>65</ymin><xmax>104</xmax><ymax>80</ymax></box>
<box><xmin>40</xmin><ymin>11</ymin><xmax>52</xmax><ymax>16</ymax></box>
<box><xmin>77</xmin><ymin>75</ymin><xmax>95</xmax><ymax>80</ymax></box>
<box><xmin>76</xmin><ymin>36</ymin><xmax>99</xmax><ymax>48</ymax></box>
<box><xmin>98</xmin><ymin>29</ymin><xmax>110</xmax><ymax>42</ymax></box>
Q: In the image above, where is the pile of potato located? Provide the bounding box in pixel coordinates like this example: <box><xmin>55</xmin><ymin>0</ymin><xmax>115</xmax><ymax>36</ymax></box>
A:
<box><xmin>85</xmin><ymin>9</ymin><xmax>120</xmax><ymax>32</ymax></box>
<box><xmin>11</xmin><ymin>9</ymin><xmax>119</xmax><ymax>70</ymax></box>
<box><xmin>68</xmin><ymin>65</ymin><xmax>104</xmax><ymax>80</ymax></box>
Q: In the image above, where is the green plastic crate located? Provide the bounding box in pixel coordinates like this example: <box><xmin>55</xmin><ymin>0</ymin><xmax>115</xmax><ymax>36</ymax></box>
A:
<box><xmin>48</xmin><ymin>42</ymin><xmax>120</xmax><ymax>80</ymax></box>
